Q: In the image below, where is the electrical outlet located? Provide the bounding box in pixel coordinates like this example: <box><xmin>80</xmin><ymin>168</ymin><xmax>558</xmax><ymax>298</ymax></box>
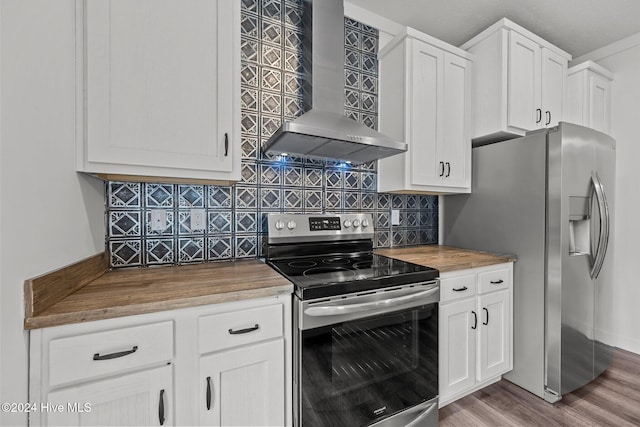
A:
<box><xmin>190</xmin><ymin>209</ymin><xmax>206</xmax><ymax>231</ymax></box>
<box><xmin>150</xmin><ymin>209</ymin><xmax>167</xmax><ymax>231</ymax></box>
<box><xmin>391</xmin><ymin>209</ymin><xmax>401</xmax><ymax>226</ymax></box>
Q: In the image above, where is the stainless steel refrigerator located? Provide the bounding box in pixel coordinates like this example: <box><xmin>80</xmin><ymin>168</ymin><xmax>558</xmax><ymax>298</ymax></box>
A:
<box><xmin>443</xmin><ymin>122</ymin><xmax>615</xmax><ymax>402</ymax></box>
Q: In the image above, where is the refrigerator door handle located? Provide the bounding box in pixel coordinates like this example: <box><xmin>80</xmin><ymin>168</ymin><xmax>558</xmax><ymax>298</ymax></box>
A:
<box><xmin>590</xmin><ymin>172</ymin><xmax>610</xmax><ymax>279</ymax></box>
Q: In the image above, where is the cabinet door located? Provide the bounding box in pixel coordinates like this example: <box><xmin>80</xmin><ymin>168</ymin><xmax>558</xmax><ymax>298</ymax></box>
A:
<box><xmin>541</xmin><ymin>48</ymin><xmax>567</xmax><ymax>128</ymax></box>
<box><xmin>439</xmin><ymin>298</ymin><xmax>476</xmax><ymax>401</ymax></box>
<box><xmin>199</xmin><ymin>339</ymin><xmax>285</xmax><ymax>426</ymax></box>
<box><xmin>477</xmin><ymin>290</ymin><xmax>511</xmax><ymax>381</ymax></box>
<box><xmin>589</xmin><ymin>73</ymin><xmax>611</xmax><ymax>134</ymax></box>
<box><xmin>507</xmin><ymin>31</ymin><xmax>541</xmax><ymax>131</ymax></box>
<box><xmin>47</xmin><ymin>364</ymin><xmax>172</xmax><ymax>426</ymax></box>
<box><xmin>85</xmin><ymin>0</ymin><xmax>235</xmax><ymax>173</ymax></box>
<box><xmin>441</xmin><ymin>53</ymin><xmax>471</xmax><ymax>188</ymax></box>
<box><xmin>410</xmin><ymin>40</ymin><xmax>443</xmax><ymax>186</ymax></box>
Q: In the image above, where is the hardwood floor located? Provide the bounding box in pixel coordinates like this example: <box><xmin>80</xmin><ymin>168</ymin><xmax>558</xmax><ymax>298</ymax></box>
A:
<box><xmin>439</xmin><ymin>349</ymin><xmax>640</xmax><ymax>426</ymax></box>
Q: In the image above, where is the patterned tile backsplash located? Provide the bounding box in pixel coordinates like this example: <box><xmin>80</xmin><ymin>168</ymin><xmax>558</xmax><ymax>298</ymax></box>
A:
<box><xmin>106</xmin><ymin>0</ymin><xmax>438</xmax><ymax>268</ymax></box>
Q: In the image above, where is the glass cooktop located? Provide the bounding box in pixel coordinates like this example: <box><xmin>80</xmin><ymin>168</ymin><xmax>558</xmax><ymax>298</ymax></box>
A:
<box><xmin>268</xmin><ymin>253</ymin><xmax>439</xmax><ymax>300</ymax></box>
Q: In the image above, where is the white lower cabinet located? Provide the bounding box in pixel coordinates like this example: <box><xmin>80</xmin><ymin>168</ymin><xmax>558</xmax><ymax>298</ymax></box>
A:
<box><xmin>439</xmin><ymin>263</ymin><xmax>513</xmax><ymax>406</ymax></box>
<box><xmin>477</xmin><ymin>289</ymin><xmax>510</xmax><ymax>381</ymax></box>
<box><xmin>47</xmin><ymin>365</ymin><xmax>173</xmax><ymax>427</ymax></box>
<box><xmin>29</xmin><ymin>295</ymin><xmax>291</xmax><ymax>426</ymax></box>
<box><xmin>199</xmin><ymin>339</ymin><xmax>285</xmax><ymax>426</ymax></box>
<box><xmin>439</xmin><ymin>297</ymin><xmax>476</xmax><ymax>397</ymax></box>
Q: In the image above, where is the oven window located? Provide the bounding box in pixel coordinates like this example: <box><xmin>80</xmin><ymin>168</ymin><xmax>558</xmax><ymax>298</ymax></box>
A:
<box><xmin>299</xmin><ymin>304</ymin><xmax>438</xmax><ymax>427</ymax></box>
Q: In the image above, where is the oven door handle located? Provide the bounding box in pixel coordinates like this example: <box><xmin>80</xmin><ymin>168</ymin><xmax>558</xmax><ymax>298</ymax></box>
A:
<box><xmin>303</xmin><ymin>287</ymin><xmax>438</xmax><ymax>317</ymax></box>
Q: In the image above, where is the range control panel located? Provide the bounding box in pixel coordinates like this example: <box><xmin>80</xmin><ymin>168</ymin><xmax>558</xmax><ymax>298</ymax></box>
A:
<box><xmin>309</xmin><ymin>217</ymin><xmax>341</xmax><ymax>231</ymax></box>
<box><xmin>267</xmin><ymin>213</ymin><xmax>374</xmax><ymax>243</ymax></box>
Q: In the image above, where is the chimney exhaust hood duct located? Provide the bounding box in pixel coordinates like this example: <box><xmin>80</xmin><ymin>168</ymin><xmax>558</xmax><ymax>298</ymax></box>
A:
<box><xmin>262</xmin><ymin>0</ymin><xmax>406</xmax><ymax>164</ymax></box>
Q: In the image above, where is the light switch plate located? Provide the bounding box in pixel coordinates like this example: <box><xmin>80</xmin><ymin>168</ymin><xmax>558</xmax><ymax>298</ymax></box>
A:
<box><xmin>150</xmin><ymin>209</ymin><xmax>167</xmax><ymax>231</ymax></box>
<box><xmin>391</xmin><ymin>209</ymin><xmax>400</xmax><ymax>226</ymax></box>
<box><xmin>190</xmin><ymin>209</ymin><xmax>206</xmax><ymax>231</ymax></box>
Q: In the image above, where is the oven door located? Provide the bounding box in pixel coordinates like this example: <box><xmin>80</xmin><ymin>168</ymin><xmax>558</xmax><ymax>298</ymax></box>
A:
<box><xmin>294</xmin><ymin>282</ymin><xmax>439</xmax><ymax>427</ymax></box>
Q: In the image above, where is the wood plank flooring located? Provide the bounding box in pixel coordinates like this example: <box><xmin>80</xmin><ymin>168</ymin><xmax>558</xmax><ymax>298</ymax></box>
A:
<box><xmin>440</xmin><ymin>348</ymin><xmax>640</xmax><ymax>426</ymax></box>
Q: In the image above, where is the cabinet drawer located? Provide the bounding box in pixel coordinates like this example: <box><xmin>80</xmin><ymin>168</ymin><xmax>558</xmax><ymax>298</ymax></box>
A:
<box><xmin>199</xmin><ymin>304</ymin><xmax>283</xmax><ymax>354</ymax></box>
<box><xmin>49</xmin><ymin>321</ymin><xmax>173</xmax><ymax>387</ymax></box>
<box><xmin>478</xmin><ymin>268</ymin><xmax>510</xmax><ymax>294</ymax></box>
<box><xmin>440</xmin><ymin>274</ymin><xmax>477</xmax><ymax>302</ymax></box>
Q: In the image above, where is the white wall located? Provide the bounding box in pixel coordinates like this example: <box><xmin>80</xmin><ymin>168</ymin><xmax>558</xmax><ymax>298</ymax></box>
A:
<box><xmin>573</xmin><ymin>34</ymin><xmax>640</xmax><ymax>353</ymax></box>
<box><xmin>0</xmin><ymin>1</ymin><xmax>105</xmax><ymax>425</ymax></box>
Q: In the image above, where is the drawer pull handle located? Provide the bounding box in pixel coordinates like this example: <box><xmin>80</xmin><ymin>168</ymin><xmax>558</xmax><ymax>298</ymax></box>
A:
<box><xmin>159</xmin><ymin>389</ymin><xmax>165</xmax><ymax>425</ymax></box>
<box><xmin>471</xmin><ymin>311</ymin><xmax>477</xmax><ymax>330</ymax></box>
<box><xmin>93</xmin><ymin>345</ymin><xmax>138</xmax><ymax>361</ymax></box>
<box><xmin>490</xmin><ymin>279</ymin><xmax>504</xmax><ymax>284</ymax></box>
<box><xmin>452</xmin><ymin>286</ymin><xmax>468</xmax><ymax>292</ymax></box>
<box><xmin>206</xmin><ymin>376</ymin><xmax>212</xmax><ymax>410</ymax></box>
<box><xmin>483</xmin><ymin>307</ymin><xmax>489</xmax><ymax>325</ymax></box>
<box><xmin>228</xmin><ymin>324</ymin><xmax>259</xmax><ymax>335</ymax></box>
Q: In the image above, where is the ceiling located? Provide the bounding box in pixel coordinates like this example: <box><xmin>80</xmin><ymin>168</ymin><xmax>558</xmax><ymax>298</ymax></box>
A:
<box><xmin>347</xmin><ymin>0</ymin><xmax>640</xmax><ymax>58</ymax></box>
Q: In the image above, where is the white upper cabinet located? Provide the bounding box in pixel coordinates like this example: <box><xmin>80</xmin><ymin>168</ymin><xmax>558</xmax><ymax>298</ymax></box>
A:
<box><xmin>461</xmin><ymin>18</ymin><xmax>571</xmax><ymax>144</ymax></box>
<box><xmin>378</xmin><ymin>28</ymin><xmax>472</xmax><ymax>194</ymax></box>
<box><xmin>507</xmin><ymin>31</ymin><xmax>541</xmax><ymax>132</ymax></box>
<box><xmin>76</xmin><ymin>0</ymin><xmax>241</xmax><ymax>185</ymax></box>
<box><xmin>566</xmin><ymin>61</ymin><xmax>613</xmax><ymax>135</ymax></box>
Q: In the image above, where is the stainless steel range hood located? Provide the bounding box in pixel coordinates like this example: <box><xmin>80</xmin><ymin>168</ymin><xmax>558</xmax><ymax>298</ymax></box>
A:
<box><xmin>263</xmin><ymin>0</ymin><xmax>406</xmax><ymax>164</ymax></box>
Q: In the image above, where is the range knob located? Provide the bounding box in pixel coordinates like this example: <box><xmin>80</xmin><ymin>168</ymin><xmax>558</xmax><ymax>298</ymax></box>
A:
<box><xmin>353</xmin><ymin>219</ymin><xmax>361</xmax><ymax>228</ymax></box>
<box><xmin>343</xmin><ymin>220</ymin><xmax>352</xmax><ymax>228</ymax></box>
<box><xmin>275</xmin><ymin>220</ymin><xmax>285</xmax><ymax>230</ymax></box>
<box><xmin>361</xmin><ymin>218</ymin><xmax>369</xmax><ymax>228</ymax></box>
<box><xmin>287</xmin><ymin>220</ymin><xmax>297</xmax><ymax>230</ymax></box>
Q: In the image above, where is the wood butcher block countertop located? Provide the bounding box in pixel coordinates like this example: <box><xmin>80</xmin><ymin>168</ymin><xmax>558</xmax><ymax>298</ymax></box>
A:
<box><xmin>375</xmin><ymin>245</ymin><xmax>516</xmax><ymax>272</ymax></box>
<box><xmin>24</xmin><ymin>255</ymin><xmax>293</xmax><ymax>330</ymax></box>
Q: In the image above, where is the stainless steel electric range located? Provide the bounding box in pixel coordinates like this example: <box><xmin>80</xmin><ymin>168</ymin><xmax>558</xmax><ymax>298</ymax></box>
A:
<box><xmin>265</xmin><ymin>213</ymin><xmax>440</xmax><ymax>427</ymax></box>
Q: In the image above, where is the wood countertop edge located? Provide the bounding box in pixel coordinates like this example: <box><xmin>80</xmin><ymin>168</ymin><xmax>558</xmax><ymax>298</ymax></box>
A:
<box><xmin>24</xmin><ymin>283</ymin><xmax>293</xmax><ymax>330</ymax></box>
<box><xmin>436</xmin><ymin>259</ymin><xmax>515</xmax><ymax>273</ymax></box>
<box><xmin>375</xmin><ymin>246</ymin><xmax>517</xmax><ymax>271</ymax></box>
